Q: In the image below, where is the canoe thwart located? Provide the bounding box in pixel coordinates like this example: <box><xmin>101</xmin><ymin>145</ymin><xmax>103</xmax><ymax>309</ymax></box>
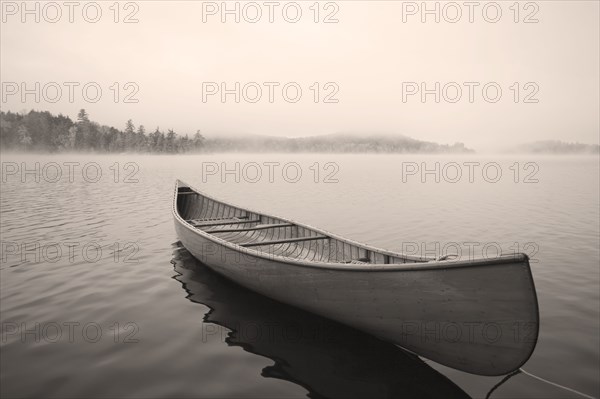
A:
<box><xmin>239</xmin><ymin>235</ymin><xmax>329</xmax><ymax>247</ymax></box>
<box><xmin>207</xmin><ymin>223</ymin><xmax>295</xmax><ymax>234</ymax></box>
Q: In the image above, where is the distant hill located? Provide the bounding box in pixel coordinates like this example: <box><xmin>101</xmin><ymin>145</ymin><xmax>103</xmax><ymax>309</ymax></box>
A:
<box><xmin>203</xmin><ymin>132</ymin><xmax>474</xmax><ymax>154</ymax></box>
<box><xmin>515</xmin><ymin>140</ymin><xmax>599</xmax><ymax>154</ymax></box>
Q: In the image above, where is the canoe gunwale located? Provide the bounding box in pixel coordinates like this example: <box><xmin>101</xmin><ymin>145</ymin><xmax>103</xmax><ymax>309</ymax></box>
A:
<box><xmin>173</xmin><ymin>180</ymin><xmax>531</xmax><ymax>272</ymax></box>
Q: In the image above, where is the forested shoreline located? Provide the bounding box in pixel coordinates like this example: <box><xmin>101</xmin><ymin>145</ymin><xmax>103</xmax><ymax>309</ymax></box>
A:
<box><xmin>3</xmin><ymin>109</ymin><xmax>596</xmax><ymax>154</ymax></box>
<box><xmin>0</xmin><ymin>109</ymin><xmax>204</xmax><ymax>153</ymax></box>
<box><xmin>0</xmin><ymin>109</ymin><xmax>476</xmax><ymax>154</ymax></box>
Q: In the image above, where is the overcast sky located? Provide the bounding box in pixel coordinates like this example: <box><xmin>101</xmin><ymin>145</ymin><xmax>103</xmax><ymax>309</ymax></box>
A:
<box><xmin>1</xmin><ymin>1</ymin><xmax>598</xmax><ymax>151</ymax></box>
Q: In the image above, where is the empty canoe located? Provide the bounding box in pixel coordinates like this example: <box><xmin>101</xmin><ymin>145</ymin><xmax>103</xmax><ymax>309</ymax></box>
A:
<box><xmin>173</xmin><ymin>180</ymin><xmax>539</xmax><ymax>376</ymax></box>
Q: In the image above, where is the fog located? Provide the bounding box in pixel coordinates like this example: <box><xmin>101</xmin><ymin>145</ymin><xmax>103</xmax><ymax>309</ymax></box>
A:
<box><xmin>1</xmin><ymin>1</ymin><xmax>598</xmax><ymax>152</ymax></box>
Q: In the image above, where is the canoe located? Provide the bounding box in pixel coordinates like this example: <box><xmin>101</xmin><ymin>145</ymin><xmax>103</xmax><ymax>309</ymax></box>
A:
<box><xmin>173</xmin><ymin>180</ymin><xmax>539</xmax><ymax>376</ymax></box>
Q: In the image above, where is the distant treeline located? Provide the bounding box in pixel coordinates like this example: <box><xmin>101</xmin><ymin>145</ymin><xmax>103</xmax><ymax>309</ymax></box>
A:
<box><xmin>518</xmin><ymin>140</ymin><xmax>599</xmax><ymax>154</ymax></box>
<box><xmin>1</xmin><ymin>109</ymin><xmax>475</xmax><ymax>153</ymax></box>
<box><xmin>201</xmin><ymin>134</ymin><xmax>474</xmax><ymax>153</ymax></box>
<box><xmin>0</xmin><ymin>110</ymin><xmax>204</xmax><ymax>153</ymax></box>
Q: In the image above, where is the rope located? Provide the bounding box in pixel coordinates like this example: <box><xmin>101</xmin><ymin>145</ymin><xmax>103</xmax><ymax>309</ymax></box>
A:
<box><xmin>485</xmin><ymin>369</ymin><xmax>521</xmax><ymax>399</ymax></box>
<box><xmin>519</xmin><ymin>368</ymin><xmax>596</xmax><ymax>399</ymax></box>
<box><xmin>485</xmin><ymin>368</ymin><xmax>597</xmax><ymax>399</ymax></box>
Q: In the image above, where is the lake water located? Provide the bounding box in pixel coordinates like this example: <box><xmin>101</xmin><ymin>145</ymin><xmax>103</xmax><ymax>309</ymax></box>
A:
<box><xmin>1</xmin><ymin>153</ymin><xmax>598</xmax><ymax>398</ymax></box>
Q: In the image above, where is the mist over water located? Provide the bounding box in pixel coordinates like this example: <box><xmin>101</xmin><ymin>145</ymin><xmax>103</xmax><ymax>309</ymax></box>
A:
<box><xmin>1</xmin><ymin>153</ymin><xmax>598</xmax><ymax>398</ymax></box>
<box><xmin>2</xmin><ymin>1</ymin><xmax>599</xmax><ymax>149</ymax></box>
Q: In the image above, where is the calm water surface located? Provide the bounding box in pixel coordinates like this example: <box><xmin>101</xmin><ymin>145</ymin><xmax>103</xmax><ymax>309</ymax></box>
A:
<box><xmin>1</xmin><ymin>153</ymin><xmax>598</xmax><ymax>398</ymax></box>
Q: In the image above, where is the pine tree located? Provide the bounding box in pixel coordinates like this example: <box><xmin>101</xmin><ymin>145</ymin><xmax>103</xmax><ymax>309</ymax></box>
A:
<box><xmin>77</xmin><ymin>109</ymin><xmax>89</xmax><ymax>123</ymax></box>
<box><xmin>17</xmin><ymin>125</ymin><xmax>32</xmax><ymax>148</ymax></box>
<box><xmin>166</xmin><ymin>129</ymin><xmax>176</xmax><ymax>153</ymax></box>
<box><xmin>193</xmin><ymin>130</ymin><xmax>205</xmax><ymax>151</ymax></box>
<box><xmin>136</xmin><ymin>125</ymin><xmax>147</xmax><ymax>151</ymax></box>
<box><xmin>124</xmin><ymin>119</ymin><xmax>136</xmax><ymax>150</ymax></box>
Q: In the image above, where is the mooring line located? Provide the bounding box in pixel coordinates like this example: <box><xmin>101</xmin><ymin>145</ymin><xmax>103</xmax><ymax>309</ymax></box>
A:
<box><xmin>519</xmin><ymin>368</ymin><xmax>596</xmax><ymax>399</ymax></box>
<box><xmin>486</xmin><ymin>368</ymin><xmax>596</xmax><ymax>399</ymax></box>
<box><xmin>485</xmin><ymin>369</ymin><xmax>521</xmax><ymax>399</ymax></box>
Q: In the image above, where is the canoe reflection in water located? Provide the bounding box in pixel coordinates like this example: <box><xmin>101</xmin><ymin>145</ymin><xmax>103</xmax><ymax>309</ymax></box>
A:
<box><xmin>172</xmin><ymin>243</ymin><xmax>471</xmax><ymax>399</ymax></box>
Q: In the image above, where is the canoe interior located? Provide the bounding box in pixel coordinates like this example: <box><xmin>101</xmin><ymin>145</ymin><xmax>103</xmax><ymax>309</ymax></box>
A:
<box><xmin>176</xmin><ymin>184</ymin><xmax>425</xmax><ymax>265</ymax></box>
